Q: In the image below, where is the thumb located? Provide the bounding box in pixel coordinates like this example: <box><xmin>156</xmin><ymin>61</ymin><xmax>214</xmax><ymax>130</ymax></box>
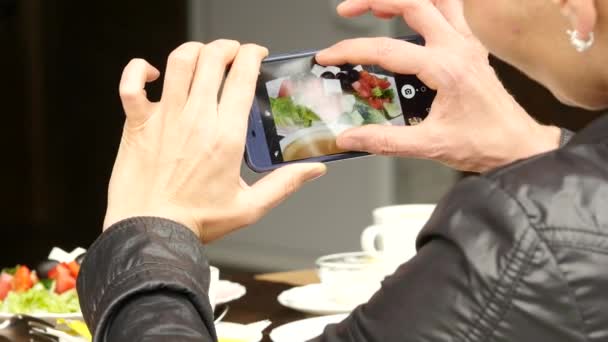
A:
<box><xmin>246</xmin><ymin>163</ymin><xmax>327</xmax><ymax>217</ymax></box>
<box><xmin>119</xmin><ymin>58</ymin><xmax>161</xmax><ymax>127</ymax></box>
<box><xmin>337</xmin><ymin>124</ymin><xmax>431</xmax><ymax>158</ymax></box>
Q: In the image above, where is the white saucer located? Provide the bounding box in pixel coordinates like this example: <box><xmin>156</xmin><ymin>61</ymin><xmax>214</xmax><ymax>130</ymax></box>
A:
<box><xmin>216</xmin><ymin>321</ymin><xmax>263</xmax><ymax>342</ymax></box>
<box><xmin>216</xmin><ymin>280</ymin><xmax>247</xmax><ymax>305</ymax></box>
<box><xmin>277</xmin><ymin>284</ymin><xmax>358</xmax><ymax>315</ymax></box>
<box><xmin>270</xmin><ymin>314</ymin><xmax>348</xmax><ymax>342</ymax></box>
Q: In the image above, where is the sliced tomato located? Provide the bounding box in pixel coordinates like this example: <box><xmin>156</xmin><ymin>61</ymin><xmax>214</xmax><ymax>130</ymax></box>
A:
<box><xmin>0</xmin><ymin>272</ymin><xmax>13</xmax><ymax>284</ymax></box>
<box><xmin>367</xmin><ymin>97</ymin><xmax>385</xmax><ymax>110</ymax></box>
<box><xmin>48</xmin><ymin>263</ymin><xmax>70</xmax><ymax>280</ymax></box>
<box><xmin>278</xmin><ymin>80</ymin><xmax>294</xmax><ymax>98</ymax></box>
<box><xmin>0</xmin><ymin>273</ymin><xmax>12</xmax><ymax>301</ymax></box>
<box><xmin>0</xmin><ymin>281</ymin><xmax>10</xmax><ymax>301</ymax></box>
<box><xmin>12</xmin><ymin>266</ymin><xmax>33</xmax><ymax>293</ymax></box>
<box><xmin>55</xmin><ymin>273</ymin><xmax>76</xmax><ymax>294</ymax></box>
<box><xmin>352</xmin><ymin>81</ymin><xmax>372</xmax><ymax>98</ymax></box>
<box><xmin>66</xmin><ymin>261</ymin><xmax>80</xmax><ymax>278</ymax></box>
<box><xmin>378</xmin><ymin>78</ymin><xmax>391</xmax><ymax>90</ymax></box>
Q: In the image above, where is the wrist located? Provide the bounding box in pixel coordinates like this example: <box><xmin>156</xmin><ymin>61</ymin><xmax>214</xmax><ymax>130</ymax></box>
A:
<box><xmin>103</xmin><ymin>204</ymin><xmax>202</xmax><ymax>240</ymax></box>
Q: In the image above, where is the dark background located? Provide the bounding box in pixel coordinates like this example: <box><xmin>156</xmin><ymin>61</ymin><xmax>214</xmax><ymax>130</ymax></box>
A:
<box><xmin>0</xmin><ymin>0</ymin><xmax>598</xmax><ymax>267</ymax></box>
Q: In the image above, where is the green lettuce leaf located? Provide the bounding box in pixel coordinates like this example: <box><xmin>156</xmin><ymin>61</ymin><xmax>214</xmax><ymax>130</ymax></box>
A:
<box><xmin>270</xmin><ymin>97</ymin><xmax>321</xmax><ymax>129</ymax></box>
<box><xmin>0</xmin><ymin>283</ymin><xmax>80</xmax><ymax>314</ymax></box>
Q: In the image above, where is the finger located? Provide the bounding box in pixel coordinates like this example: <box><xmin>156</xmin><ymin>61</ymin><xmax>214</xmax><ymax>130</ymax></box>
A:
<box><xmin>245</xmin><ymin>163</ymin><xmax>327</xmax><ymax>219</ymax></box>
<box><xmin>317</xmin><ymin>38</ymin><xmax>429</xmax><ymax>82</ymax></box>
<box><xmin>337</xmin><ymin>124</ymin><xmax>435</xmax><ymax>158</ymax></box>
<box><xmin>337</xmin><ymin>0</ymin><xmax>455</xmax><ymax>42</ymax></box>
<box><xmin>119</xmin><ymin>58</ymin><xmax>160</xmax><ymax>126</ymax></box>
<box><xmin>218</xmin><ymin>44</ymin><xmax>268</xmax><ymax>146</ymax></box>
<box><xmin>187</xmin><ymin>39</ymin><xmax>241</xmax><ymax>117</ymax></box>
<box><xmin>430</xmin><ymin>0</ymin><xmax>473</xmax><ymax>37</ymax></box>
<box><xmin>161</xmin><ymin>42</ymin><xmax>204</xmax><ymax>114</ymax></box>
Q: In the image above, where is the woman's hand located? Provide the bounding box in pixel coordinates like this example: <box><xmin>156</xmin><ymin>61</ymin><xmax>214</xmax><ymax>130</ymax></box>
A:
<box><xmin>317</xmin><ymin>0</ymin><xmax>561</xmax><ymax>172</ymax></box>
<box><xmin>104</xmin><ymin>40</ymin><xmax>327</xmax><ymax>242</ymax></box>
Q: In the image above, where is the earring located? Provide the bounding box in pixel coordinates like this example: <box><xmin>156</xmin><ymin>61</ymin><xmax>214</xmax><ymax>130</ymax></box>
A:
<box><xmin>567</xmin><ymin>29</ymin><xmax>595</xmax><ymax>52</ymax></box>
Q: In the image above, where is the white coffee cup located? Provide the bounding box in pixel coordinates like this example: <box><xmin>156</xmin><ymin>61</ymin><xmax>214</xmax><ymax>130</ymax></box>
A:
<box><xmin>373</xmin><ymin>204</ymin><xmax>436</xmax><ymax>225</ymax></box>
<box><xmin>208</xmin><ymin>266</ymin><xmax>220</xmax><ymax>310</ymax></box>
<box><xmin>361</xmin><ymin>204</ymin><xmax>435</xmax><ymax>269</ymax></box>
<box><xmin>316</xmin><ymin>252</ymin><xmax>388</xmax><ymax>306</ymax></box>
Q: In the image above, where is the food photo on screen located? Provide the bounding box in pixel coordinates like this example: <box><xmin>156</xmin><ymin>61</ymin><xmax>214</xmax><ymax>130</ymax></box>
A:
<box><xmin>265</xmin><ymin>63</ymin><xmax>407</xmax><ymax>162</ymax></box>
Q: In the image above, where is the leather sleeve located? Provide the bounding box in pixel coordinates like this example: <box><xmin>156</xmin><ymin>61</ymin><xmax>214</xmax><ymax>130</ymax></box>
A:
<box><xmin>314</xmin><ymin>176</ymin><xmax>541</xmax><ymax>342</ymax></box>
<box><xmin>77</xmin><ymin>217</ymin><xmax>216</xmax><ymax>342</ymax></box>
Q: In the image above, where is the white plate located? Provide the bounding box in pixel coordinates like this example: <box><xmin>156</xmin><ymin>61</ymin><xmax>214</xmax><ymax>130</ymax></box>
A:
<box><xmin>277</xmin><ymin>284</ymin><xmax>357</xmax><ymax>316</ymax></box>
<box><xmin>216</xmin><ymin>321</ymin><xmax>263</xmax><ymax>342</ymax></box>
<box><xmin>0</xmin><ymin>311</ymin><xmax>83</xmax><ymax>322</ymax></box>
<box><xmin>270</xmin><ymin>314</ymin><xmax>348</xmax><ymax>342</ymax></box>
<box><xmin>216</xmin><ymin>280</ymin><xmax>247</xmax><ymax>305</ymax></box>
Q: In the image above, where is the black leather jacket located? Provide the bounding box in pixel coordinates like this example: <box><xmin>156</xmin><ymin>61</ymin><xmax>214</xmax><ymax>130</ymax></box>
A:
<box><xmin>78</xmin><ymin>115</ymin><xmax>608</xmax><ymax>341</ymax></box>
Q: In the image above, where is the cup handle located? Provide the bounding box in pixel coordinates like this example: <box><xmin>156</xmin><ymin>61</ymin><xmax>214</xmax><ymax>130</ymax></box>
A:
<box><xmin>361</xmin><ymin>225</ymin><xmax>383</xmax><ymax>256</ymax></box>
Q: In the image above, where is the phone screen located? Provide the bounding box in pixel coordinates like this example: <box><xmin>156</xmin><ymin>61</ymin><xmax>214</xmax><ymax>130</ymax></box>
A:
<box><xmin>254</xmin><ymin>54</ymin><xmax>435</xmax><ymax>165</ymax></box>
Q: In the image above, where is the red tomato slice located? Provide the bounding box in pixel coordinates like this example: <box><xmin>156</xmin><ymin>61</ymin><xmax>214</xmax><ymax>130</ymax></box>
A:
<box><xmin>55</xmin><ymin>274</ymin><xmax>76</xmax><ymax>294</ymax></box>
<box><xmin>0</xmin><ymin>281</ymin><xmax>10</xmax><ymax>301</ymax></box>
<box><xmin>378</xmin><ymin>79</ymin><xmax>391</xmax><ymax>90</ymax></box>
<box><xmin>278</xmin><ymin>80</ymin><xmax>294</xmax><ymax>98</ymax></box>
<box><xmin>66</xmin><ymin>261</ymin><xmax>80</xmax><ymax>278</ymax></box>
<box><xmin>12</xmin><ymin>266</ymin><xmax>33</xmax><ymax>293</ymax></box>
<box><xmin>353</xmin><ymin>81</ymin><xmax>372</xmax><ymax>98</ymax></box>
<box><xmin>368</xmin><ymin>97</ymin><xmax>385</xmax><ymax>110</ymax></box>
<box><xmin>48</xmin><ymin>263</ymin><xmax>70</xmax><ymax>280</ymax></box>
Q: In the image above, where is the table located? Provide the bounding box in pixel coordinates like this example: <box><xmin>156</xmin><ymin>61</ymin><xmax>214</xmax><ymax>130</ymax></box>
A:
<box><xmin>222</xmin><ymin>271</ymin><xmax>319</xmax><ymax>342</ymax></box>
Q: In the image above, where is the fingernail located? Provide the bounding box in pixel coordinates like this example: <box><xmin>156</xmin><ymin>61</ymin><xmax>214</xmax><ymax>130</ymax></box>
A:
<box><xmin>316</xmin><ymin>49</ymin><xmax>329</xmax><ymax>60</ymax></box>
<box><xmin>308</xmin><ymin>164</ymin><xmax>327</xmax><ymax>181</ymax></box>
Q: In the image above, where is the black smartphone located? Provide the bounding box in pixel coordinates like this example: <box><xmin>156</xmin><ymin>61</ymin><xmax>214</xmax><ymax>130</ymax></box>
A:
<box><xmin>245</xmin><ymin>34</ymin><xmax>435</xmax><ymax>173</ymax></box>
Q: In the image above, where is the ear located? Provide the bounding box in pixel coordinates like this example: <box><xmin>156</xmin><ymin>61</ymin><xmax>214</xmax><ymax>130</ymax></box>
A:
<box><xmin>559</xmin><ymin>0</ymin><xmax>597</xmax><ymax>39</ymax></box>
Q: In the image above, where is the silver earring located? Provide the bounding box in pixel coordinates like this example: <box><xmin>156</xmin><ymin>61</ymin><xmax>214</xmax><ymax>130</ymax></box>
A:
<box><xmin>567</xmin><ymin>29</ymin><xmax>595</xmax><ymax>52</ymax></box>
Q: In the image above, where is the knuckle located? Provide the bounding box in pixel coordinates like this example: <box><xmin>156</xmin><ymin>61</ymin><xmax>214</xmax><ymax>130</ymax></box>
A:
<box><xmin>119</xmin><ymin>87</ymin><xmax>138</xmax><ymax>100</ymax></box>
<box><xmin>375</xmin><ymin>37</ymin><xmax>397</xmax><ymax>58</ymax></box>
<box><xmin>242</xmin><ymin>208</ymin><xmax>262</xmax><ymax>226</ymax></box>
<box><xmin>211</xmin><ymin>39</ymin><xmax>241</xmax><ymax>50</ymax></box>
<box><xmin>374</xmin><ymin>134</ymin><xmax>399</xmax><ymax>155</ymax></box>
<box><xmin>168</xmin><ymin>42</ymin><xmax>202</xmax><ymax>64</ymax></box>
<box><xmin>240</xmin><ymin>43</ymin><xmax>268</xmax><ymax>57</ymax></box>
<box><xmin>125</xmin><ymin>58</ymin><xmax>146</xmax><ymax>69</ymax></box>
<box><xmin>399</xmin><ymin>0</ymin><xmax>422</xmax><ymax>13</ymax></box>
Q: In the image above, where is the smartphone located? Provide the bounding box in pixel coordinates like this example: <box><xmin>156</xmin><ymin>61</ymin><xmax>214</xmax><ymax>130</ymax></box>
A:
<box><xmin>245</xmin><ymin>34</ymin><xmax>435</xmax><ymax>173</ymax></box>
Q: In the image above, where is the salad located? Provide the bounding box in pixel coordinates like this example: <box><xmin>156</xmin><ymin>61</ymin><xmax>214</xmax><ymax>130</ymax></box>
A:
<box><xmin>0</xmin><ymin>257</ymin><xmax>82</xmax><ymax>314</ymax></box>
<box><xmin>267</xmin><ymin>64</ymin><xmax>403</xmax><ymax>137</ymax></box>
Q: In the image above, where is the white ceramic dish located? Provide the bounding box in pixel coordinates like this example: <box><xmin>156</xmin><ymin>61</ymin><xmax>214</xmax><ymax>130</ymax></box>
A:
<box><xmin>277</xmin><ymin>284</ymin><xmax>357</xmax><ymax>316</ymax></box>
<box><xmin>270</xmin><ymin>314</ymin><xmax>348</xmax><ymax>342</ymax></box>
<box><xmin>216</xmin><ymin>280</ymin><xmax>247</xmax><ymax>305</ymax></box>
<box><xmin>216</xmin><ymin>321</ymin><xmax>263</xmax><ymax>342</ymax></box>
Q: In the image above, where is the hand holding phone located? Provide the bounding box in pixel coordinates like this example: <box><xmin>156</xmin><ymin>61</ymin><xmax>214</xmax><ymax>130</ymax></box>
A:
<box><xmin>105</xmin><ymin>41</ymin><xmax>326</xmax><ymax>242</ymax></box>
<box><xmin>315</xmin><ymin>0</ymin><xmax>561</xmax><ymax>172</ymax></box>
<box><xmin>245</xmin><ymin>35</ymin><xmax>435</xmax><ymax>172</ymax></box>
